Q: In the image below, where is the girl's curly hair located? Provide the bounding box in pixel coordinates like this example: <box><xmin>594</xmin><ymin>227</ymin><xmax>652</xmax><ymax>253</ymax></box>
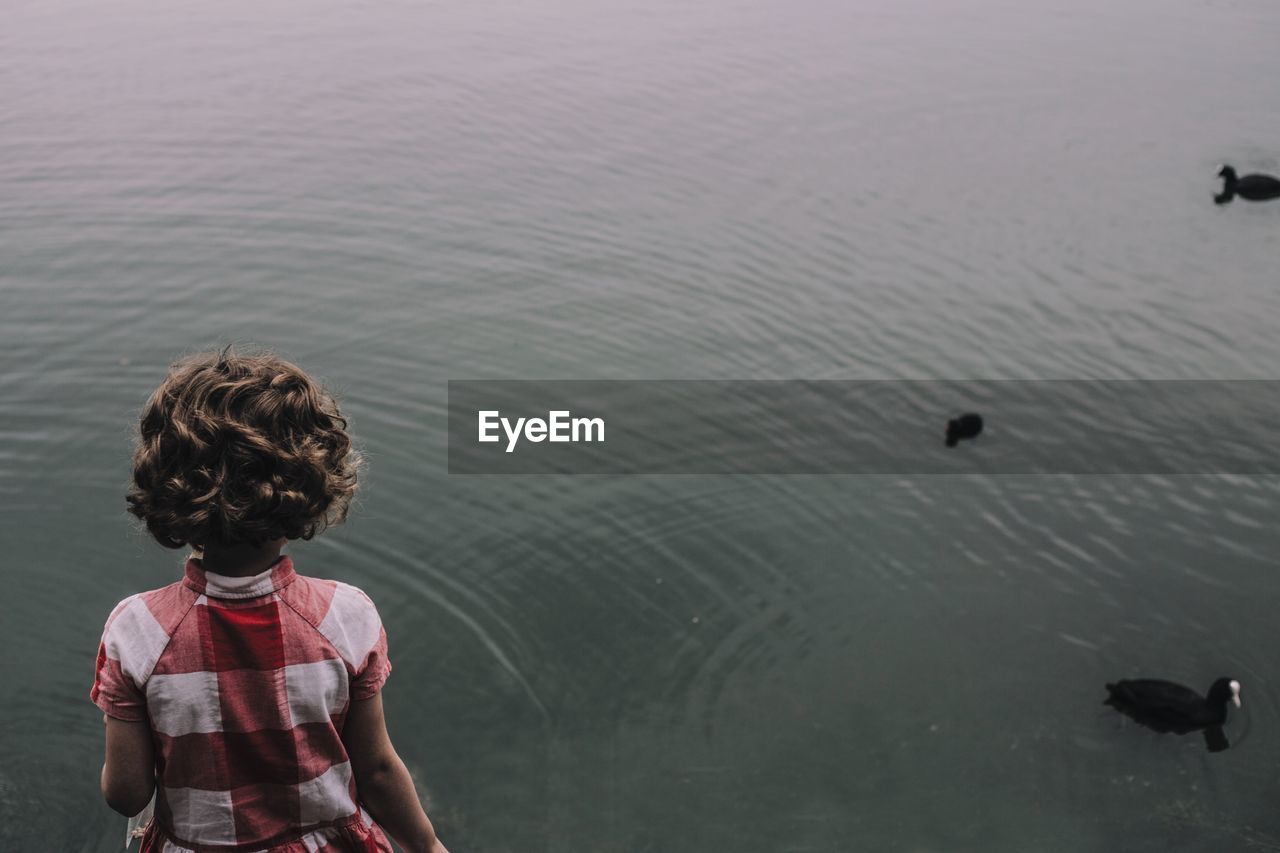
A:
<box><xmin>127</xmin><ymin>347</ymin><xmax>362</xmax><ymax>549</ymax></box>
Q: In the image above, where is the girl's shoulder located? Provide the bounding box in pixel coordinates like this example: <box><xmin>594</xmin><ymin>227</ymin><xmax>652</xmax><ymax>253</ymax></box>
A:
<box><xmin>100</xmin><ymin>579</ymin><xmax>199</xmax><ymax>644</ymax></box>
<box><xmin>280</xmin><ymin>573</ymin><xmax>381</xmax><ymax>624</ymax></box>
<box><xmin>94</xmin><ymin>580</ymin><xmax>200</xmax><ymax>716</ymax></box>
<box><xmin>278</xmin><ymin>574</ymin><xmax>386</xmax><ymax>668</ymax></box>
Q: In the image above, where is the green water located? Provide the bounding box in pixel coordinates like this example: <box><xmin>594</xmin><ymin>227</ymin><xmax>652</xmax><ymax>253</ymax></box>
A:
<box><xmin>4</xmin><ymin>0</ymin><xmax>1280</xmax><ymax>850</ymax></box>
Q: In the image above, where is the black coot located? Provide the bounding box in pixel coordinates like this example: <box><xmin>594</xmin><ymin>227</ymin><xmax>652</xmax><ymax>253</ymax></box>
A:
<box><xmin>945</xmin><ymin>413</ymin><xmax>983</xmax><ymax>448</ymax></box>
<box><xmin>1215</xmin><ymin>165</ymin><xmax>1280</xmax><ymax>204</ymax></box>
<box><xmin>1104</xmin><ymin>677</ymin><xmax>1241</xmax><ymax>751</ymax></box>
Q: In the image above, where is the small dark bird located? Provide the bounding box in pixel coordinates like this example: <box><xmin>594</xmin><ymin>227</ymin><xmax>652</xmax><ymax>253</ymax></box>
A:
<box><xmin>1215</xmin><ymin>165</ymin><xmax>1280</xmax><ymax>204</ymax></box>
<box><xmin>1104</xmin><ymin>677</ymin><xmax>1241</xmax><ymax>752</ymax></box>
<box><xmin>945</xmin><ymin>413</ymin><xmax>983</xmax><ymax>448</ymax></box>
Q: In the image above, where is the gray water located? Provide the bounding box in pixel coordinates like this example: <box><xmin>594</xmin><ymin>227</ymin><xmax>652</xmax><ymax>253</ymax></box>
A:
<box><xmin>4</xmin><ymin>0</ymin><xmax>1280</xmax><ymax>850</ymax></box>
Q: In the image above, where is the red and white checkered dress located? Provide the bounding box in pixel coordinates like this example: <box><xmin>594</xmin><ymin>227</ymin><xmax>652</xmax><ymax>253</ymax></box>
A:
<box><xmin>92</xmin><ymin>554</ymin><xmax>395</xmax><ymax>852</ymax></box>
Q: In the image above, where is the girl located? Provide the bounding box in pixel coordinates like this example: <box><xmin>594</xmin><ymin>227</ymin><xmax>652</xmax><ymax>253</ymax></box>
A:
<box><xmin>92</xmin><ymin>347</ymin><xmax>449</xmax><ymax>853</ymax></box>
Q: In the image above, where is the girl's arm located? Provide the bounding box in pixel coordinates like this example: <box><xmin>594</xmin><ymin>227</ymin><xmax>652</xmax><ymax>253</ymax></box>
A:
<box><xmin>101</xmin><ymin>713</ymin><xmax>155</xmax><ymax>817</ymax></box>
<box><xmin>343</xmin><ymin>694</ymin><xmax>448</xmax><ymax>853</ymax></box>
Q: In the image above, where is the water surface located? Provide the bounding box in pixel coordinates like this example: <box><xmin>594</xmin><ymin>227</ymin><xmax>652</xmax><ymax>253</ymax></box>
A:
<box><xmin>4</xmin><ymin>0</ymin><xmax>1280</xmax><ymax>850</ymax></box>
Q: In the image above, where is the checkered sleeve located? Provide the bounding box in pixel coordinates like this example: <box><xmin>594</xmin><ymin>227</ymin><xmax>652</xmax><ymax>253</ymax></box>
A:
<box><xmin>319</xmin><ymin>583</ymin><xmax>392</xmax><ymax>701</ymax></box>
<box><xmin>91</xmin><ymin>594</ymin><xmax>169</xmax><ymax>721</ymax></box>
<box><xmin>351</xmin><ymin>619</ymin><xmax>391</xmax><ymax>700</ymax></box>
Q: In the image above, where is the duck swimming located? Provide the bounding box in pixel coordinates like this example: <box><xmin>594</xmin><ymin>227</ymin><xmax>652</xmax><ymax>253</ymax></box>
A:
<box><xmin>945</xmin><ymin>413</ymin><xmax>983</xmax><ymax>448</ymax></box>
<box><xmin>1105</xmin><ymin>677</ymin><xmax>1241</xmax><ymax>751</ymax></box>
<box><xmin>1215</xmin><ymin>165</ymin><xmax>1280</xmax><ymax>204</ymax></box>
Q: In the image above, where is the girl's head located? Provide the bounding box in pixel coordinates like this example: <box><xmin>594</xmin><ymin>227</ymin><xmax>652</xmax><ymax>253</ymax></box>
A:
<box><xmin>127</xmin><ymin>346</ymin><xmax>361</xmax><ymax>549</ymax></box>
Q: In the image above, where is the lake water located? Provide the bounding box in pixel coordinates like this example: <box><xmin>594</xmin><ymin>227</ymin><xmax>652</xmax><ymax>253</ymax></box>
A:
<box><xmin>4</xmin><ymin>0</ymin><xmax>1280</xmax><ymax>850</ymax></box>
